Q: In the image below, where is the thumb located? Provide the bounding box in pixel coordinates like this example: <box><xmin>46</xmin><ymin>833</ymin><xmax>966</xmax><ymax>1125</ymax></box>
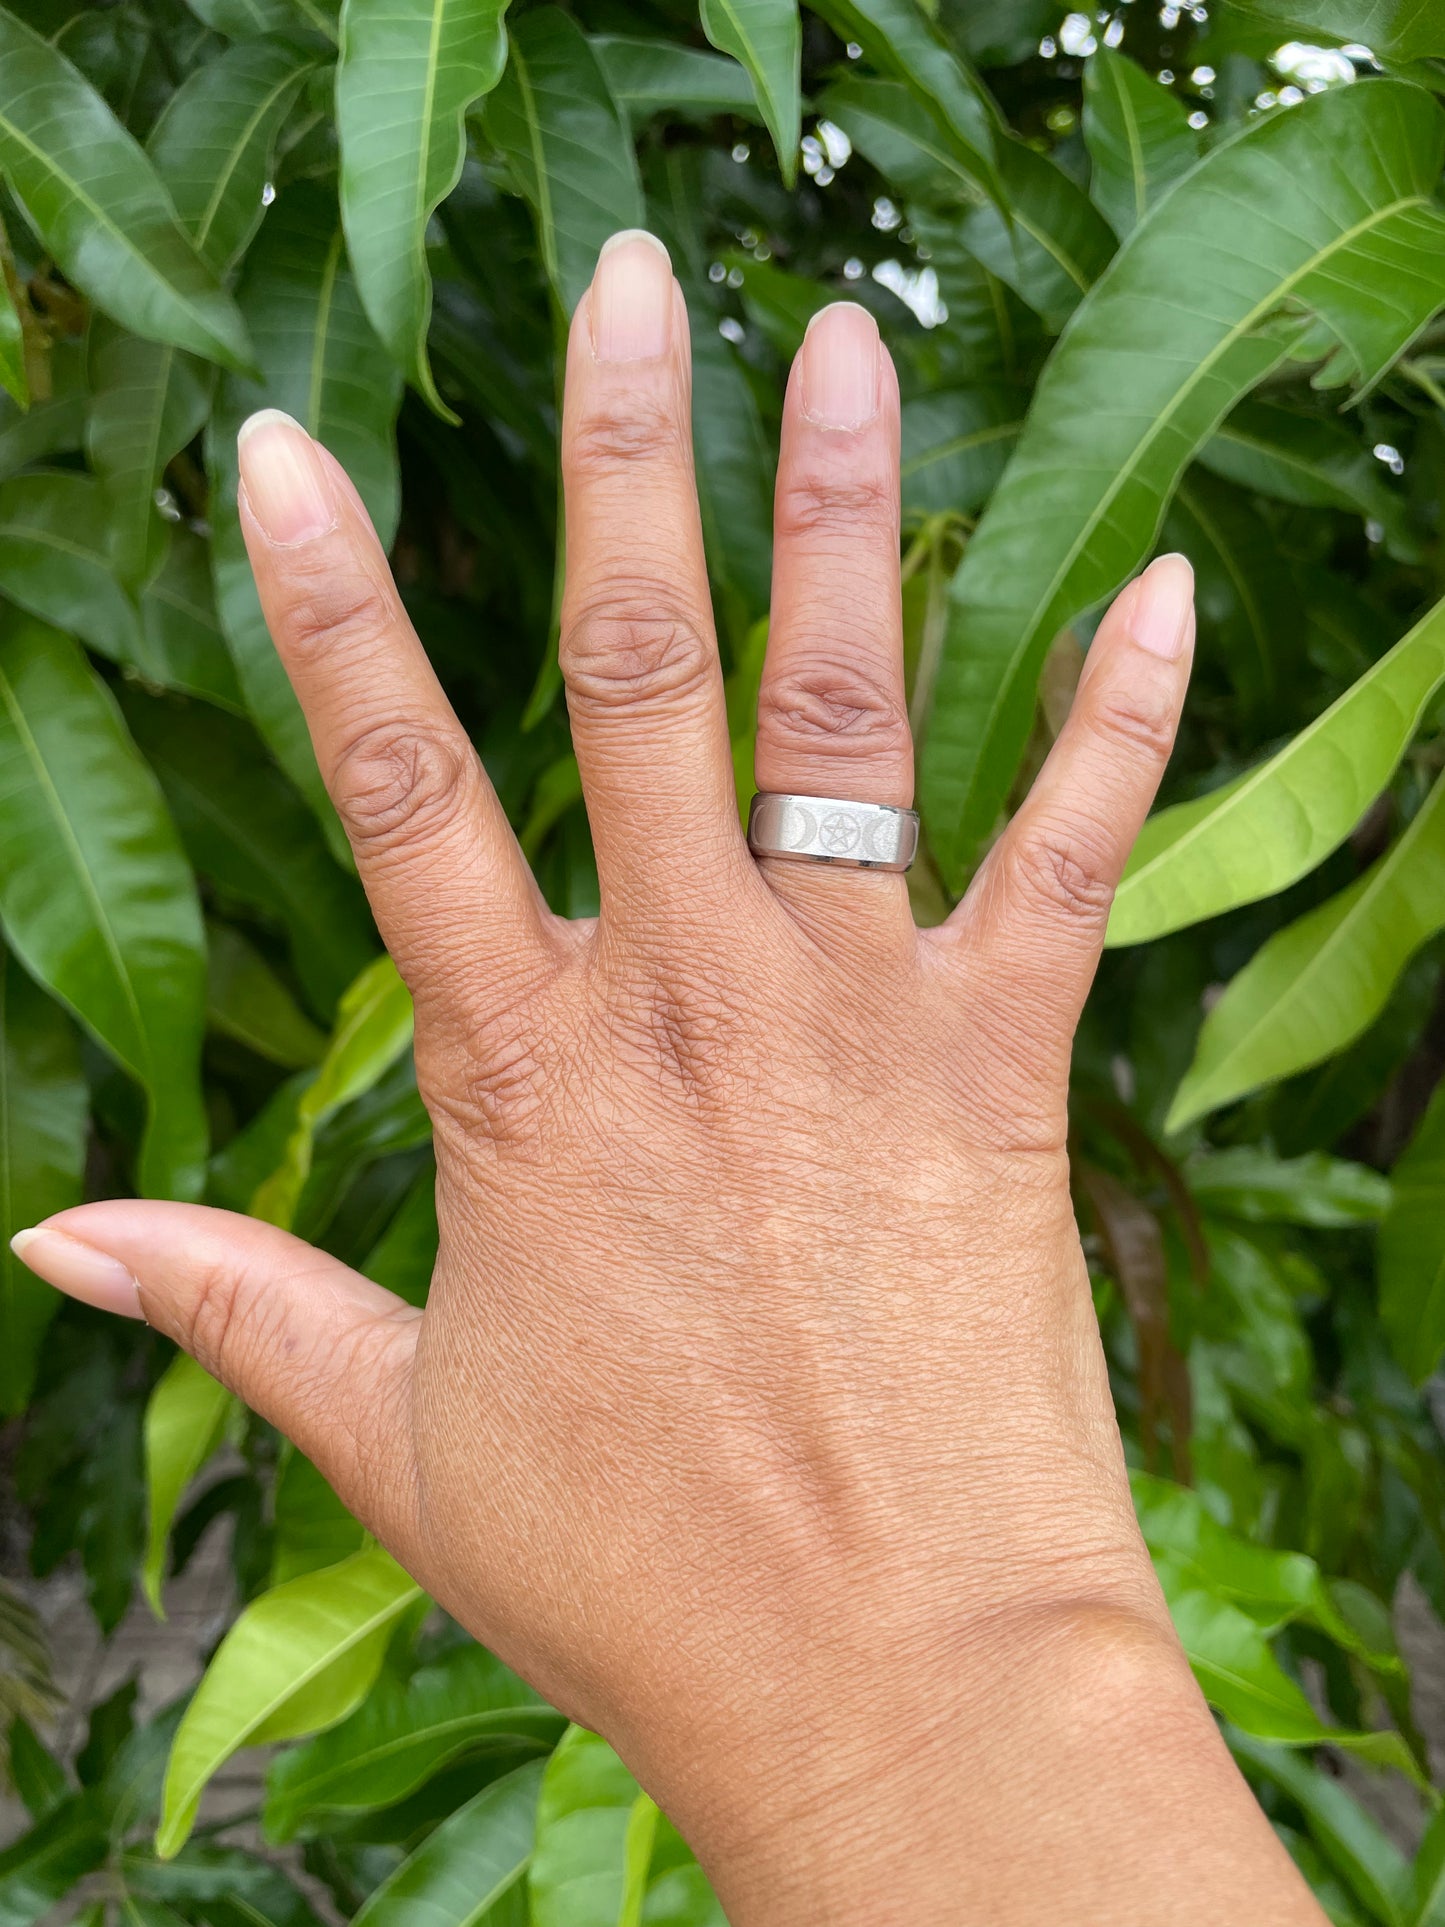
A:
<box><xmin>12</xmin><ymin>1201</ymin><xmax>422</xmax><ymax>1558</ymax></box>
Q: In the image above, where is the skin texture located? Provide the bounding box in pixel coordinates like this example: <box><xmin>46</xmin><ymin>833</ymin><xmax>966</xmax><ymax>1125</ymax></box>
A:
<box><xmin>14</xmin><ymin>234</ymin><xmax>1326</xmax><ymax>1925</ymax></box>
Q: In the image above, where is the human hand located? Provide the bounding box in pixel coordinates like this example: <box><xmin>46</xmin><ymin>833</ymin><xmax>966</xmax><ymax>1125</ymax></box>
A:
<box><xmin>14</xmin><ymin>233</ymin><xmax>1323</xmax><ymax>1924</ymax></box>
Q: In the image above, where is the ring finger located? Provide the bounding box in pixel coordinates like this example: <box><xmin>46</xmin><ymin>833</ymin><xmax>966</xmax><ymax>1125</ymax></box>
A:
<box><xmin>754</xmin><ymin>302</ymin><xmax>913</xmax><ymax>943</ymax></box>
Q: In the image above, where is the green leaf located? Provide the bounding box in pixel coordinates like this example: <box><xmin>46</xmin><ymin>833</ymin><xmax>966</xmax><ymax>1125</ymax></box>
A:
<box><xmin>337</xmin><ymin>0</ymin><xmax>510</xmax><ymax>419</ymax></box>
<box><xmin>251</xmin><ymin>953</ymin><xmax>414</xmax><ymax>1229</ymax></box>
<box><xmin>362</xmin><ymin>1159</ymin><xmax>438</xmax><ymax>1306</ymax></box>
<box><xmin>808</xmin><ymin>0</ymin><xmax>1002</xmax><ymax>208</ymax></box>
<box><xmin>0</xmin><ymin>618</ymin><xmax>207</xmax><ymax>1198</ymax></box>
<box><xmin>920</xmin><ymin>79</ymin><xmax>1445</xmax><ymax>883</ymax></box>
<box><xmin>1082</xmin><ymin>45</ymin><xmax>1198</xmax><ymax>237</ymax></box>
<box><xmin>685</xmin><ymin>282</ymin><xmax>774</xmax><ymax>629</ymax></box>
<box><xmin>1109</xmin><ymin>593</ymin><xmax>1445</xmax><ymax>946</ymax></box>
<box><xmin>0</xmin><ymin>344</ymin><xmax>87</xmax><ymax>481</ymax></box>
<box><xmin>121</xmin><ymin>691</ymin><xmax>374</xmax><ymax>1017</ymax></box>
<box><xmin>266</xmin><ymin>1640</ymin><xmax>561</xmax><ymax>1839</ymax></box>
<box><xmin>1411</xmin><ymin>1801</ymin><xmax>1445</xmax><ymax>1927</ymax></box>
<box><xmin>1198</xmin><ymin>398</ymin><xmax>1411</xmax><ymax>546</ymax></box>
<box><xmin>1220</xmin><ymin>0</ymin><xmax>1443</xmax><ymax>68</ymax></box>
<box><xmin>147</xmin><ymin>38</ymin><xmax>315</xmax><ymax>273</ymax></box>
<box><xmin>9</xmin><ymin>1720</ymin><xmax>67</xmax><ymax>1823</ymax></box>
<box><xmin>142</xmin><ymin>1352</ymin><xmax>236</xmax><ymax>1615</ymax></box>
<box><xmin>593</xmin><ymin>36</ymin><xmax>758</xmax><ymax>124</ymax></box>
<box><xmin>699</xmin><ymin>0</ymin><xmax>799</xmax><ymax>186</ymax></box>
<box><xmin>1380</xmin><ymin>1077</ymin><xmax>1445</xmax><ymax>1385</ymax></box>
<box><xmin>0</xmin><ymin>1795</ymin><xmax>108</xmax><ymax>1927</ymax></box>
<box><xmin>0</xmin><ymin>949</ymin><xmax>85</xmax><ymax>1416</ymax></box>
<box><xmin>0</xmin><ymin>257</ymin><xmax>25</xmax><ymax>409</ymax></box>
<box><xmin>208</xmin><ymin>177</ymin><xmax>402</xmax><ymax>841</ymax></box>
<box><xmin>483</xmin><ymin>9</ymin><xmax>644</xmax><ymax>315</ymax></box>
<box><xmin>351</xmin><ymin>1759</ymin><xmax>545</xmax><ymax>1927</ymax></box>
<box><xmin>528</xmin><ymin>1726</ymin><xmax>640</xmax><ymax>1927</ymax></box>
<box><xmin>186</xmin><ymin>0</ymin><xmax>339</xmax><ymax>41</ymax></box>
<box><xmin>205</xmin><ymin>921</ymin><xmax>327</xmax><ymax>1068</ymax></box>
<box><xmin>86</xmin><ymin>325</ymin><xmax>211</xmax><ymax>593</ymax></box>
<box><xmin>900</xmin><ymin>384</ymin><xmax>1022</xmax><ymax>518</ymax></box>
<box><xmin>0</xmin><ymin>7</ymin><xmax>253</xmax><ymax>371</ymax></box>
<box><xmin>1230</xmin><ymin>1733</ymin><xmax>1413</xmax><ymax>1926</ymax></box>
<box><xmin>1186</xmin><ymin>1147</ymin><xmax>1391</xmax><ymax>1227</ymax></box>
<box><xmin>0</xmin><ymin>470</ymin><xmax>145</xmax><ymax>665</ymax></box>
<box><xmin>1168</xmin><ymin>771</ymin><xmax>1445</xmax><ymax>1130</ymax></box>
<box><xmin>138</xmin><ymin>529</ymin><xmax>247</xmax><ymax>715</ymax></box>
<box><xmin>269</xmin><ymin>1447</ymin><xmax>366</xmax><ymax>1585</ymax></box>
<box><xmin>157</xmin><ymin>1545</ymin><xmax>424</xmax><ymax>1858</ymax></box>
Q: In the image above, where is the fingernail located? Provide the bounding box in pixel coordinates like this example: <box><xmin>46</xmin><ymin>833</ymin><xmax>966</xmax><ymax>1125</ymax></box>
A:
<box><xmin>237</xmin><ymin>409</ymin><xmax>337</xmax><ymax>546</ymax></box>
<box><xmin>1131</xmin><ymin>553</ymin><xmax>1195</xmax><ymax>660</ymax></box>
<box><xmin>10</xmin><ymin>1228</ymin><xmax>144</xmax><ymax>1320</ymax></box>
<box><xmin>590</xmin><ymin>230</ymin><xmax>673</xmax><ymax>363</ymax></box>
<box><xmin>801</xmin><ymin>302</ymin><xmax>880</xmax><ymax>429</ymax></box>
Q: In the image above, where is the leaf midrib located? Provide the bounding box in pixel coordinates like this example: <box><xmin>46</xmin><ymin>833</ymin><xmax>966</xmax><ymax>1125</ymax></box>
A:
<box><xmin>960</xmin><ymin>186</ymin><xmax>1429</xmax><ymax>824</ymax></box>
<box><xmin>282</xmin><ymin>1703</ymin><xmax>552</xmax><ymax>1805</ymax></box>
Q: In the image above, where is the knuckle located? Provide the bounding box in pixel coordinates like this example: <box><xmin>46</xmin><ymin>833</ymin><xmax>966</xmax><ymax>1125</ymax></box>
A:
<box><xmin>1088</xmin><ymin>687</ymin><xmax>1178</xmax><ymax>764</ymax></box>
<box><xmin>567</xmin><ymin>397</ymin><xmax>685</xmax><ymax>478</ymax></box>
<box><xmin>330</xmin><ymin>719</ymin><xmax>476</xmax><ymax>854</ymax></box>
<box><xmin>757</xmin><ymin>655</ymin><xmax>911</xmax><ymax>758</ymax></box>
<box><xmin>1011</xmin><ymin>823</ymin><xmax>1116</xmax><ymax>927</ymax></box>
<box><xmin>430</xmin><ymin>1027</ymin><xmax>552</xmax><ymax>1154</ymax></box>
<box><xmin>775</xmin><ymin>469</ymin><xmax>897</xmax><ymax>544</ymax></box>
<box><xmin>279</xmin><ymin>558</ymin><xmax>394</xmax><ymax>658</ymax></box>
<box><xmin>562</xmin><ymin>588</ymin><xmax>714</xmax><ymax>712</ymax></box>
<box><xmin>180</xmin><ymin>1254</ymin><xmax>253</xmax><ymax>1384</ymax></box>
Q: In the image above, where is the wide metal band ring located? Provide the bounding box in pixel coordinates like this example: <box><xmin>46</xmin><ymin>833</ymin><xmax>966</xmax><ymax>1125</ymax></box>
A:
<box><xmin>747</xmin><ymin>792</ymin><xmax>920</xmax><ymax>873</ymax></box>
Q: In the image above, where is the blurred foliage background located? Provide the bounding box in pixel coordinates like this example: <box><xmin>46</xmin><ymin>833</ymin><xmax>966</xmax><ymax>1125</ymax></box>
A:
<box><xmin>2</xmin><ymin>0</ymin><xmax>1445</xmax><ymax>1918</ymax></box>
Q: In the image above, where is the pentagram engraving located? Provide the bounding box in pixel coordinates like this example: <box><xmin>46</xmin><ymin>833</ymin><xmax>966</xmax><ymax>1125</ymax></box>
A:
<box><xmin>818</xmin><ymin>810</ymin><xmax>862</xmax><ymax>855</ymax></box>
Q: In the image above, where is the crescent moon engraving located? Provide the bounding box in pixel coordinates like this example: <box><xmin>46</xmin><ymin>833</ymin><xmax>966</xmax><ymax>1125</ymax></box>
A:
<box><xmin>783</xmin><ymin>803</ymin><xmax>817</xmax><ymax>850</ymax></box>
<box><xmin>862</xmin><ymin>812</ymin><xmax>896</xmax><ymax>863</ymax></box>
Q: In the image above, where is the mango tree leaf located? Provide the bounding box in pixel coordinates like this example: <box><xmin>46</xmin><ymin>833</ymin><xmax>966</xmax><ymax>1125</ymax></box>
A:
<box><xmin>337</xmin><ymin>0</ymin><xmax>510</xmax><ymax>419</ymax></box>
<box><xmin>901</xmin><ymin>384</ymin><xmax>1023</xmax><ymax>518</ymax></box>
<box><xmin>1199</xmin><ymin>397</ymin><xmax>1411</xmax><ymax>546</ymax></box>
<box><xmin>138</xmin><ymin>529</ymin><xmax>246</xmax><ymax>715</ymax></box>
<box><xmin>143</xmin><ymin>1352</ymin><xmax>236</xmax><ymax>1615</ymax></box>
<box><xmin>821</xmin><ymin>75</ymin><xmax>1114</xmax><ymax>330</ymax></box>
<box><xmin>0</xmin><ymin>7</ymin><xmax>253</xmax><ymax>371</ymax></box>
<box><xmin>483</xmin><ymin>9</ymin><xmax>645</xmax><ymax>315</ymax></box>
<box><xmin>351</xmin><ymin>1760</ymin><xmax>545</xmax><ymax>1927</ymax></box>
<box><xmin>1186</xmin><ymin>1147</ymin><xmax>1391</xmax><ymax>1227</ymax></box>
<box><xmin>0</xmin><ymin>343</ymin><xmax>88</xmax><ymax>480</ymax></box>
<box><xmin>0</xmin><ymin>1795</ymin><xmax>108</xmax><ymax>1926</ymax></box>
<box><xmin>1221</xmin><ymin>0</ymin><xmax>1443</xmax><ymax>67</ymax></box>
<box><xmin>1380</xmin><ymin>1078</ymin><xmax>1445</xmax><ymax>1385</ymax></box>
<box><xmin>1169</xmin><ymin>771</ymin><xmax>1445</xmax><ymax>1130</ymax></box>
<box><xmin>0</xmin><ymin>617</ymin><xmax>207</xmax><ymax>1198</ymax></box>
<box><xmin>147</xmin><ymin>37</ymin><xmax>315</xmax><ymax>274</ymax></box>
<box><xmin>120</xmin><ymin>691</ymin><xmax>374</xmax><ymax>1018</ymax></box>
<box><xmin>205</xmin><ymin>922</ymin><xmax>326</xmax><ymax>1068</ymax></box>
<box><xmin>1164</xmin><ymin>1585</ymin><xmax>1425</xmax><ymax>1784</ymax></box>
<box><xmin>187</xmin><ymin>0</ymin><xmax>338</xmax><ymax>41</ymax></box>
<box><xmin>266</xmin><ymin>1641</ymin><xmax>562</xmax><ymax>1839</ymax></box>
<box><xmin>269</xmin><ymin>1447</ymin><xmax>365</xmax><ymax>1585</ymax></box>
<box><xmin>919</xmin><ymin>79</ymin><xmax>1445</xmax><ymax>884</ymax></box>
<box><xmin>1082</xmin><ymin>45</ymin><xmax>1198</xmax><ymax>237</ymax></box>
<box><xmin>124</xmin><ymin>1843</ymin><xmax>331</xmax><ymax>1927</ymax></box>
<box><xmin>808</xmin><ymin>0</ymin><xmax>1002</xmax><ymax>205</ymax></box>
<box><xmin>251</xmin><ymin>954</ymin><xmax>413</xmax><ymax>1229</ymax></box>
<box><xmin>362</xmin><ymin>1160</ymin><xmax>438</xmax><ymax>1306</ymax></box>
<box><xmin>1109</xmin><ymin>592</ymin><xmax>1445</xmax><ymax>946</ymax></box>
<box><xmin>528</xmin><ymin>1726</ymin><xmax>641</xmax><ymax>1927</ymax></box>
<box><xmin>0</xmin><ymin>257</ymin><xmax>25</xmax><ymax>408</ymax></box>
<box><xmin>593</xmin><ymin>36</ymin><xmax>758</xmax><ymax>124</ymax></box>
<box><xmin>0</xmin><ymin>949</ymin><xmax>85</xmax><ymax>1416</ymax></box>
<box><xmin>0</xmin><ymin>471</ymin><xmax>145</xmax><ymax>666</ymax></box>
<box><xmin>697</xmin><ymin>0</ymin><xmax>799</xmax><ymax>186</ymax></box>
<box><xmin>86</xmin><ymin>325</ymin><xmax>211</xmax><ymax>593</ymax></box>
<box><xmin>1411</xmin><ymin>1802</ymin><xmax>1445</xmax><ymax>1927</ymax></box>
<box><xmin>208</xmin><ymin>177</ymin><xmax>402</xmax><ymax>841</ymax></box>
<box><xmin>1230</xmin><ymin>1732</ymin><xmax>1413</xmax><ymax>1926</ymax></box>
<box><xmin>157</xmin><ymin>1545</ymin><xmax>424</xmax><ymax>1858</ymax></box>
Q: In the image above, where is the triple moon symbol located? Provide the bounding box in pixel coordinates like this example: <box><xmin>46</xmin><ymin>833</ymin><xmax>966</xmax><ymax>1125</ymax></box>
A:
<box><xmin>782</xmin><ymin>802</ymin><xmax>817</xmax><ymax>849</ymax></box>
<box><xmin>819</xmin><ymin>810</ymin><xmax>862</xmax><ymax>855</ymax></box>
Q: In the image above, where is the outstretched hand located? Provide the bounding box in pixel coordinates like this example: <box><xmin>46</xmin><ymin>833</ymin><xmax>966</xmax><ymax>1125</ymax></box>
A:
<box><xmin>14</xmin><ymin>233</ymin><xmax>1322</xmax><ymax>1925</ymax></box>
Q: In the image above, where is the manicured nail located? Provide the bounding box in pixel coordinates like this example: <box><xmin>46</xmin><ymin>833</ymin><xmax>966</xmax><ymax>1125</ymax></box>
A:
<box><xmin>1131</xmin><ymin>553</ymin><xmax>1195</xmax><ymax>660</ymax></box>
<box><xmin>10</xmin><ymin>1227</ymin><xmax>144</xmax><ymax>1320</ymax></box>
<box><xmin>237</xmin><ymin>409</ymin><xmax>337</xmax><ymax>546</ymax></box>
<box><xmin>801</xmin><ymin>302</ymin><xmax>880</xmax><ymax>429</ymax></box>
<box><xmin>590</xmin><ymin>230</ymin><xmax>673</xmax><ymax>363</ymax></box>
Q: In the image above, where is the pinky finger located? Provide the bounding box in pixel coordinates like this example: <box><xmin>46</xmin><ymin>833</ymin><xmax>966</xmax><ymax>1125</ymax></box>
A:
<box><xmin>935</xmin><ymin>553</ymin><xmax>1195</xmax><ymax>1065</ymax></box>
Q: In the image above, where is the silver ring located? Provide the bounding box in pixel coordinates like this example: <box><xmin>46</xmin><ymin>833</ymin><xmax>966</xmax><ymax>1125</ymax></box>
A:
<box><xmin>747</xmin><ymin>792</ymin><xmax>919</xmax><ymax>872</ymax></box>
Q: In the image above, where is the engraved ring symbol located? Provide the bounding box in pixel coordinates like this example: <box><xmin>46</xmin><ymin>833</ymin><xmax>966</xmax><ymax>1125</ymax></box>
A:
<box><xmin>819</xmin><ymin>811</ymin><xmax>861</xmax><ymax>855</ymax></box>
